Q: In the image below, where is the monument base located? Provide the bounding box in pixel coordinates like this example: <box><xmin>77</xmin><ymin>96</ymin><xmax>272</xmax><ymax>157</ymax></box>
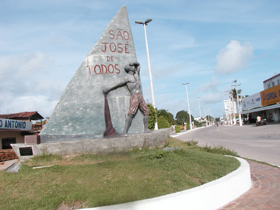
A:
<box><xmin>11</xmin><ymin>129</ymin><xmax>169</xmax><ymax>162</ymax></box>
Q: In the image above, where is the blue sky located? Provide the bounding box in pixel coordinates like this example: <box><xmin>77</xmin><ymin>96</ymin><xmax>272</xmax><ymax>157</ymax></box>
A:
<box><xmin>0</xmin><ymin>0</ymin><xmax>279</xmax><ymax>120</ymax></box>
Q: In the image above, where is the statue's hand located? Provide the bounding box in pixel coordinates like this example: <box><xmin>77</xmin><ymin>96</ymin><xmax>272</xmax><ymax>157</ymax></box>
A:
<box><xmin>133</xmin><ymin>61</ymin><xmax>140</xmax><ymax>66</ymax></box>
<box><xmin>103</xmin><ymin>87</ymin><xmax>110</xmax><ymax>95</ymax></box>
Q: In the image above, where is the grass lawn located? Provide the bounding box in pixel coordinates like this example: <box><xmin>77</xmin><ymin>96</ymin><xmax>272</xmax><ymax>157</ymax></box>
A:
<box><xmin>0</xmin><ymin>137</ymin><xmax>240</xmax><ymax>210</ymax></box>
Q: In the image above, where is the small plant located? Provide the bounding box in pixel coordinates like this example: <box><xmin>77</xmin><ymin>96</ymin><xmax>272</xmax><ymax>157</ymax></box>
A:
<box><xmin>149</xmin><ymin>150</ymin><xmax>164</xmax><ymax>159</ymax></box>
<box><xmin>200</xmin><ymin>144</ymin><xmax>238</xmax><ymax>156</ymax></box>
<box><xmin>185</xmin><ymin>140</ymin><xmax>198</xmax><ymax>146</ymax></box>
<box><xmin>175</xmin><ymin>125</ymin><xmax>181</xmax><ymax>133</ymax></box>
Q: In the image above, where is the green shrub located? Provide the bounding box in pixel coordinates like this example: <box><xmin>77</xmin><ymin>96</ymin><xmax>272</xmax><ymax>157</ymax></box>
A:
<box><xmin>175</xmin><ymin>125</ymin><xmax>181</xmax><ymax>133</ymax></box>
<box><xmin>147</xmin><ymin>103</ymin><xmax>157</xmax><ymax>130</ymax></box>
<box><xmin>185</xmin><ymin>140</ymin><xmax>198</xmax><ymax>146</ymax></box>
<box><xmin>158</xmin><ymin>116</ymin><xmax>170</xmax><ymax>129</ymax></box>
<box><xmin>199</xmin><ymin>144</ymin><xmax>238</xmax><ymax>156</ymax></box>
<box><xmin>149</xmin><ymin>150</ymin><xmax>165</xmax><ymax>159</ymax></box>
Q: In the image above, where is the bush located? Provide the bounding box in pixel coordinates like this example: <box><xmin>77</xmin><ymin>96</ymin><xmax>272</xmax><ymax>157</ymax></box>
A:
<box><xmin>158</xmin><ymin>116</ymin><xmax>170</xmax><ymax>129</ymax></box>
<box><xmin>175</xmin><ymin>125</ymin><xmax>181</xmax><ymax>133</ymax></box>
<box><xmin>185</xmin><ymin>140</ymin><xmax>198</xmax><ymax>146</ymax></box>
<box><xmin>199</xmin><ymin>144</ymin><xmax>238</xmax><ymax>156</ymax></box>
<box><xmin>147</xmin><ymin>103</ymin><xmax>157</xmax><ymax>130</ymax></box>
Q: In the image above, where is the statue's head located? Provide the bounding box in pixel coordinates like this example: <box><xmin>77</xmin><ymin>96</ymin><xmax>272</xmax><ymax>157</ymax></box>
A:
<box><xmin>124</xmin><ymin>64</ymin><xmax>135</xmax><ymax>73</ymax></box>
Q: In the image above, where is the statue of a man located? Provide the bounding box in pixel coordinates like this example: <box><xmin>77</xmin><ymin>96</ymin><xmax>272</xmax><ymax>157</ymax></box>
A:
<box><xmin>103</xmin><ymin>62</ymin><xmax>150</xmax><ymax>135</ymax></box>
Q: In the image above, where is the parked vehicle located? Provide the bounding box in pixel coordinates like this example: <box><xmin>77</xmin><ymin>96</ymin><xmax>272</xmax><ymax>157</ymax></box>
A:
<box><xmin>236</xmin><ymin>119</ymin><xmax>244</xmax><ymax>125</ymax></box>
<box><xmin>256</xmin><ymin>118</ymin><xmax>267</xmax><ymax>126</ymax></box>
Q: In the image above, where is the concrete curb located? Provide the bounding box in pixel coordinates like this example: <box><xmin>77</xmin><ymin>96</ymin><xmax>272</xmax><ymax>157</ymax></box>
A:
<box><xmin>79</xmin><ymin>157</ymin><xmax>251</xmax><ymax>210</ymax></box>
<box><xmin>170</xmin><ymin>126</ymin><xmax>206</xmax><ymax>138</ymax></box>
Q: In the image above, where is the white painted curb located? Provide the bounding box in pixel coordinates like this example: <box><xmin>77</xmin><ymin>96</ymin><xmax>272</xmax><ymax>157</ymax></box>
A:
<box><xmin>80</xmin><ymin>157</ymin><xmax>251</xmax><ymax>210</ymax></box>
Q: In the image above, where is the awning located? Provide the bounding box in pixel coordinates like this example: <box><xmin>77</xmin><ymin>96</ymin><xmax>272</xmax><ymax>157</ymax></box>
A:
<box><xmin>242</xmin><ymin>103</ymin><xmax>280</xmax><ymax>114</ymax></box>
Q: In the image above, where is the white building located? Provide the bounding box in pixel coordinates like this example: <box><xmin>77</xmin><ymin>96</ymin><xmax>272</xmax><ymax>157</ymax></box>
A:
<box><xmin>263</xmin><ymin>73</ymin><xmax>280</xmax><ymax>90</ymax></box>
<box><xmin>224</xmin><ymin>98</ymin><xmax>237</xmax><ymax>124</ymax></box>
<box><xmin>241</xmin><ymin>73</ymin><xmax>280</xmax><ymax>123</ymax></box>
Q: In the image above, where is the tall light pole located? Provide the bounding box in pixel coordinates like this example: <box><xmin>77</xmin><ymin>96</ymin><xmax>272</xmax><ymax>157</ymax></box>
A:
<box><xmin>135</xmin><ymin>18</ymin><xmax>158</xmax><ymax>130</ymax></box>
<box><xmin>196</xmin><ymin>97</ymin><xmax>202</xmax><ymax>120</ymax></box>
<box><xmin>232</xmin><ymin>80</ymin><xmax>242</xmax><ymax>127</ymax></box>
<box><xmin>204</xmin><ymin>104</ymin><xmax>207</xmax><ymax>127</ymax></box>
<box><xmin>182</xmin><ymin>83</ymin><xmax>192</xmax><ymax>130</ymax></box>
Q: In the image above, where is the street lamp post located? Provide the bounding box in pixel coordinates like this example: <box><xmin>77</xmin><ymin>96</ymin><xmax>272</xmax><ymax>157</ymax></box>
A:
<box><xmin>204</xmin><ymin>104</ymin><xmax>207</xmax><ymax>127</ymax></box>
<box><xmin>196</xmin><ymin>97</ymin><xmax>202</xmax><ymax>120</ymax></box>
<box><xmin>182</xmin><ymin>83</ymin><xmax>192</xmax><ymax>130</ymax></box>
<box><xmin>232</xmin><ymin>80</ymin><xmax>242</xmax><ymax>127</ymax></box>
<box><xmin>135</xmin><ymin>19</ymin><xmax>158</xmax><ymax>130</ymax></box>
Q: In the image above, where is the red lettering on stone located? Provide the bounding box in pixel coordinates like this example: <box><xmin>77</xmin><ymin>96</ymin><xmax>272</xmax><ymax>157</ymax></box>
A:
<box><xmin>117</xmin><ymin>43</ymin><xmax>123</xmax><ymax>53</ymax></box>
<box><xmin>116</xmin><ymin>29</ymin><xmax>124</xmax><ymax>40</ymax></box>
<box><xmin>87</xmin><ymin>65</ymin><xmax>92</xmax><ymax>74</ymax></box>
<box><xmin>109</xmin><ymin>30</ymin><xmax>115</xmax><ymax>39</ymax></box>
<box><xmin>110</xmin><ymin>43</ymin><xmax>116</xmax><ymax>52</ymax></box>
<box><xmin>107</xmin><ymin>56</ymin><xmax>114</xmax><ymax>61</ymax></box>
<box><xmin>94</xmin><ymin>65</ymin><xmax>101</xmax><ymax>75</ymax></box>
<box><xmin>108</xmin><ymin>64</ymin><xmax>114</xmax><ymax>74</ymax></box>
<box><xmin>123</xmin><ymin>31</ymin><xmax>129</xmax><ymax>40</ymax></box>
<box><xmin>102</xmin><ymin>43</ymin><xmax>108</xmax><ymax>52</ymax></box>
<box><xmin>101</xmin><ymin>65</ymin><xmax>107</xmax><ymax>74</ymax></box>
<box><xmin>115</xmin><ymin>64</ymin><xmax>120</xmax><ymax>74</ymax></box>
<box><xmin>125</xmin><ymin>44</ymin><xmax>129</xmax><ymax>54</ymax></box>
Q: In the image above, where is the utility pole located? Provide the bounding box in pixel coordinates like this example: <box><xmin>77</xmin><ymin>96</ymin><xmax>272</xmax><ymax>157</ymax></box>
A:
<box><xmin>232</xmin><ymin>80</ymin><xmax>242</xmax><ymax>127</ymax></box>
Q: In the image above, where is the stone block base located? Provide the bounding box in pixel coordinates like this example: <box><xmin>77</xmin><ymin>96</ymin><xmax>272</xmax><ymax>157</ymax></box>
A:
<box><xmin>11</xmin><ymin>129</ymin><xmax>169</xmax><ymax>162</ymax></box>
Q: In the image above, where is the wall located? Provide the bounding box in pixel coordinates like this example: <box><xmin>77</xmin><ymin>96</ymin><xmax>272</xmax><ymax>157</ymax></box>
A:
<box><xmin>263</xmin><ymin>74</ymin><xmax>280</xmax><ymax>90</ymax></box>
<box><xmin>0</xmin><ymin>131</ymin><xmax>24</xmax><ymax>149</ymax></box>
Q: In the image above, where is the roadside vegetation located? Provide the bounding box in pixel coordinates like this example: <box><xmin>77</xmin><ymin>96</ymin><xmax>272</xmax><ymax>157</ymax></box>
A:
<box><xmin>0</xmin><ymin>137</ymin><xmax>240</xmax><ymax>210</ymax></box>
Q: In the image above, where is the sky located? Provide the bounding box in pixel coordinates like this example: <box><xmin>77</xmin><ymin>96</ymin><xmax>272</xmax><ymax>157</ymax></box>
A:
<box><xmin>0</xmin><ymin>0</ymin><xmax>280</xmax><ymax>120</ymax></box>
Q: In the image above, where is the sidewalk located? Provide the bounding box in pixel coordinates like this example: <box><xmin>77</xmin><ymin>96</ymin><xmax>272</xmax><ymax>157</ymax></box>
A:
<box><xmin>0</xmin><ymin>159</ymin><xmax>18</xmax><ymax>171</ymax></box>
<box><xmin>218</xmin><ymin>160</ymin><xmax>280</xmax><ymax>210</ymax></box>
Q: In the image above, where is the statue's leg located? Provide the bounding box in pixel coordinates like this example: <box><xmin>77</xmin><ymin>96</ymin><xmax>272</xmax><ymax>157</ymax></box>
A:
<box><xmin>143</xmin><ymin>115</ymin><xmax>151</xmax><ymax>133</ymax></box>
<box><xmin>123</xmin><ymin>114</ymin><xmax>134</xmax><ymax>135</ymax></box>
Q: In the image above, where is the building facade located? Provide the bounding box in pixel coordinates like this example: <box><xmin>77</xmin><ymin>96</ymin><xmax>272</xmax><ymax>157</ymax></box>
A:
<box><xmin>0</xmin><ymin>112</ymin><xmax>43</xmax><ymax>149</ymax></box>
<box><xmin>241</xmin><ymin>74</ymin><xmax>280</xmax><ymax>123</ymax></box>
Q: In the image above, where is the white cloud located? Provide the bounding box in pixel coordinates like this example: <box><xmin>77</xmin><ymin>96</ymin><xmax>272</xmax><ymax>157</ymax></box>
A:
<box><xmin>0</xmin><ymin>95</ymin><xmax>58</xmax><ymax>118</ymax></box>
<box><xmin>215</xmin><ymin>40</ymin><xmax>254</xmax><ymax>74</ymax></box>
<box><xmin>194</xmin><ymin>77</ymin><xmax>218</xmax><ymax>93</ymax></box>
<box><xmin>0</xmin><ymin>51</ymin><xmax>65</xmax><ymax>117</ymax></box>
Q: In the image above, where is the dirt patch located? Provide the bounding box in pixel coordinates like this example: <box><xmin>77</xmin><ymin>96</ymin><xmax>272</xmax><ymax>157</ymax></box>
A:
<box><xmin>57</xmin><ymin>201</ymin><xmax>87</xmax><ymax>210</ymax></box>
<box><xmin>0</xmin><ymin>149</ymin><xmax>18</xmax><ymax>162</ymax></box>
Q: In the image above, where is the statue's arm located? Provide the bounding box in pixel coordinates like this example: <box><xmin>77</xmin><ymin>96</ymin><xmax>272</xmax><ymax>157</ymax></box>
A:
<box><xmin>103</xmin><ymin>76</ymin><xmax>132</xmax><ymax>94</ymax></box>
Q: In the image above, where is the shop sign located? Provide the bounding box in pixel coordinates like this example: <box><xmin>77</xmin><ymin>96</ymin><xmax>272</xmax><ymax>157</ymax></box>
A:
<box><xmin>0</xmin><ymin>118</ymin><xmax>32</xmax><ymax>130</ymax></box>
<box><xmin>261</xmin><ymin>84</ymin><xmax>280</xmax><ymax>106</ymax></box>
<box><xmin>242</xmin><ymin>92</ymin><xmax>262</xmax><ymax>111</ymax></box>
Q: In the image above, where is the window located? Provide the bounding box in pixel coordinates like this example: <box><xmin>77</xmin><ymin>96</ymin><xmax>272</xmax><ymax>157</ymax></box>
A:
<box><xmin>277</xmin><ymin>79</ymin><xmax>280</xmax><ymax>85</ymax></box>
<box><xmin>2</xmin><ymin>138</ymin><xmax>16</xmax><ymax>149</ymax></box>
<box><xmin>272</xmin><ymin>81</ymin><xmax>275</xmax><ymax>87</ymax></box>
<box><xmin>267</xmin><ymin>84</ymin><xmax>271</xmax><ymax>89</ymax></box>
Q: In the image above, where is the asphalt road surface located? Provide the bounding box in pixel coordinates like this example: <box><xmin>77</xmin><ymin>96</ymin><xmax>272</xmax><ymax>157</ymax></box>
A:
<box><xmin>175</xmin><ymin>123</ymin><xmax>280</xmax><ymax>166</ymax></box>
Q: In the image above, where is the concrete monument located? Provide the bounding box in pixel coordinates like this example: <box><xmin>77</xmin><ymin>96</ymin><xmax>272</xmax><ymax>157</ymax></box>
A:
<box><xmin>11</xmin><ymin>5</ymin><xmax>169</xmax><ymax>161</ymax></box>
<box><xmin>40</xmin><ymin>5</ymin><xmax>147</xmax><ymax>143</ymax></box>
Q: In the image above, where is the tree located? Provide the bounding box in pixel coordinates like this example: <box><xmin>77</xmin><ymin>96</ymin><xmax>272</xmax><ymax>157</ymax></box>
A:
<box><xmin>147</xmin><ymin>103</ymin><xmax>157</xmax><ymax>130</ymax></box>
<box><xmin>157</xmin><ymin>116</ymin><xmax>170</xmax><ymax>129</ymax></box>
<box><xmin>175</xmin><ymin>110</ymin><xmax>193</xmax><ymax>125</ymax></box>
<box><xmin>158</xmin><ymin>109</ymin><xmax>176</xmax><ymax>125</ymax></box>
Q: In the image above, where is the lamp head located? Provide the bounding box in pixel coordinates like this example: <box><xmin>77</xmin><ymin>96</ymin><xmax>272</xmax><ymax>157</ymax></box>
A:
<box><xmin>145</xmin><ymin>19</ymin><xmax>152</xmax><ymax>24</ymax></box>
<box><xmin>135</xmin><ymin>20</ymin><xmax>144</xmax><ymax>24</ymax></box>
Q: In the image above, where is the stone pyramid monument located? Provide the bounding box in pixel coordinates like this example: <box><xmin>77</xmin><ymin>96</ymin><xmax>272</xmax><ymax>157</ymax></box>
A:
<box><xmin>40</xmin><ymin>5</ymin><xmax>145</xmax><ymax>143</ymax></box>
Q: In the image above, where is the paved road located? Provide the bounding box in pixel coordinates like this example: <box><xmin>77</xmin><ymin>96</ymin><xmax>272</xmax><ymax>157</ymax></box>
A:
<box><xmin>175</xmin><ymin>123</ymin><xmax>280</xmax><ymax>166</ymax></box>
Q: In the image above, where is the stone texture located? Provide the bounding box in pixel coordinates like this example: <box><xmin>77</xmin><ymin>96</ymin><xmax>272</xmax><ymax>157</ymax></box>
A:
<box><xmin>40</xmin><ymin>5</ymin><xmax>145</xmax><ymax>143</ymax></box>
<box><xmin>12</xmin><ymin>129</ymin><xmax>169</xmax><ymax>162</ymax></box>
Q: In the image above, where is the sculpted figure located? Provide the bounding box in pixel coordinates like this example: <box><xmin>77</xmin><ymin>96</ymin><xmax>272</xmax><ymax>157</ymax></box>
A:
<box><xmin>103</xmin><ymin>62</ymin><xmax>150</xmax><ymax>135</ymax></box>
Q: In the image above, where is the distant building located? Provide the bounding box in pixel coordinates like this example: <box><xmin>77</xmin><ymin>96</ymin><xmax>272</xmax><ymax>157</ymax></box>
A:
<box><xmin>263</xmin><ymin>73</ymin><xmax>280</xmax><ymax>90</ymax></box>
<box><xmin>224</xmin><ymin>98</ymin><xmax>237</xmax><ymax>124</ymax></box>
<box><xmin>0</xmin><ymin>112</ymin><xmax>44</xmax><ymax>149</ymax></box>
<box><xmin>241</xmin><ymin>73</ymin><xmax>280</xmax><ymax>123</ymax></box>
